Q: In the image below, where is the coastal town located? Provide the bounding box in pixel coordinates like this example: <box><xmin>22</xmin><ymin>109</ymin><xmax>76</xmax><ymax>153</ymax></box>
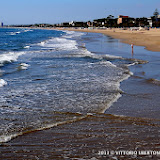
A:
<box><xmin>6</xmin><ymin>9</ymin><xmax>160</xmax><ymax>29</ymax></box>
<box><xmin>57</xmin><ymin>14</ymin><xmax>158</xmax><ymax>29</ymax></box>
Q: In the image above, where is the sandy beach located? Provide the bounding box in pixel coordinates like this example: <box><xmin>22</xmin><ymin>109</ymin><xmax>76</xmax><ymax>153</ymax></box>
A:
<box><xmin>58</xmin><ymin>27</ymin><xmax>160</xmax><ymax>52</ymax></box>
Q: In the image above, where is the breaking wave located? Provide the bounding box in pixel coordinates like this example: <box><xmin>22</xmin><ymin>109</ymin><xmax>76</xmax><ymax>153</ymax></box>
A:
<box><xmin>0</xmin><ymin>51</ymin><xmax>26</xmax><ymax>66</ymax></box>
<box><xmin>0</xmin><ymin>79</ymin><xmax>7</xmax><ymax>87</ymax></box>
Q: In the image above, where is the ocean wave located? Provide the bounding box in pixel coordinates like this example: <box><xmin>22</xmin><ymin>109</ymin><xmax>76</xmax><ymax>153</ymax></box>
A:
<box><xmin>37</xmin><ymin>30</ymin><xmax>83</xmax><ymax>51</ymax></box>
<box><xmin>69</xmin><ymin>49</ymin><xmax>143</xmax><ymax>70</ymax></box>
<box><xmin>100</xmin><ymin>93</ymin><xmax>122</xmax><ymax>113</ymax></box>
<box><xmin>0</xmin><ymin>79</ymin><xmax>7</xmax><ymax>87</ymax></box>
<box><xmin>24</xmin><ymin>45</ymin><xmax>30</xmax><ymax>49</ymax></box>
<box><xmin>98</xmin><ymin>60</ymin><xmax>117</xmax><ymax>68</ymax></box>
<box><xmin>9</xmin><ymin>32</ymin><xmax>17</xmax><ymax>36</ymax></box>
<box><xmin>9</xmin><ymin>31</ymin><xmax>21</xmax><ymax>35</ymax></box>
<box><xmin>0</xmin><ymin>133</ymin><xmax>21</xmax><ymax>143</ymax></box>
<box><xmin>62</xmin><ymin>30</ymin><xmax>85</xmax><ymax>38</ymax></box>
<box><xmin>104</xmin><ymin>54</ymin><xmax>122</xmax><ymax>59</ymax></box>
<box><xmin>0</xmin><ymin>29</ymin><xmax>145</xmax><ymax>145</ymax></box>
<box><xmin>38</xmin><ymin>37</ymin><xmax>78</xmax><ymax>51</ymax></box>
<box><xmin>24</xmin><ymin>29</ymin><xmax>33</xmax><ymax>32</ymax></box>
<box><xmin>8</xmin><ymin>29</ymin><xmax>33</xmax><ymax>36</ymax></box>
<box><xmin>0</xmin><ymin>114</ymin><xmax>86</xmax><ymax>143</ymax></box>
<box><xmin>0</xmin><ymin>51</ymin><xmax>26</xmax><ymax>66</ymax></box>
<box><xmin>18</xmin><ymin>63</ymin><xmax>30</xmax><ymax>70</ymax></box>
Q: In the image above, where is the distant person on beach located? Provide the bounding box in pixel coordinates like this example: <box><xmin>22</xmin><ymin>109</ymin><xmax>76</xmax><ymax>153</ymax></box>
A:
<box><xmin>131</xmin><ymin>44</ymin><xmax>134</xmax><ymax>56</ymax></box>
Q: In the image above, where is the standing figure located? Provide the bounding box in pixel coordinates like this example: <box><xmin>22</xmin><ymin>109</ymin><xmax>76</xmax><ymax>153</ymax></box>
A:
<box><xmin>131</xmin><ymin>43</ymin><xmax>134</xmax><ymax>56</ymax></box>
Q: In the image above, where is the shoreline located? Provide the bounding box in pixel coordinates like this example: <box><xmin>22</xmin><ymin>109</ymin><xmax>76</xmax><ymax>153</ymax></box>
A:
<box><xmin>57</xmin><ymin>27</ymin><xmax>160</xmax><ymax>52</ymax></box>
<box><xmin>69</xmin><ymin>28</ymin><xmax>160</xmax><ymax>119</ymax></box>
<box><xmin>5</xmin><ymin>26</ymin><xmax>160</xmax><ymax>52</ymax></box>
<box><xmin>1</xmin><ymin>27</ymin><xmax>160</xmax><ymax>159</ymax></box>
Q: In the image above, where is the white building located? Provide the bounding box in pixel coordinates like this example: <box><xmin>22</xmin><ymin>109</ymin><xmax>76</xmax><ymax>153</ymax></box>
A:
<box><xmin>147</xmin><ymin>18</ymin><xmax>152</xmax><ymax>27</ymax></box>
<box><xmin>69</xmin><ymin>21</ymin><xmax>75</xmax><ymax>26</ymax></box>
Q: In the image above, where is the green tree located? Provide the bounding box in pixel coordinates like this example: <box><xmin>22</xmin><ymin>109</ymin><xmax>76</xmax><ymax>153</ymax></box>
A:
<box><xmin>153</xmin><ymin>8</ymin><xmax>159</xmax><ymax>18</ymax></box>
<box><xmin>107</xmin><ymin>15</ymin><xmax>114</xmax><ymax>19</ymax></box>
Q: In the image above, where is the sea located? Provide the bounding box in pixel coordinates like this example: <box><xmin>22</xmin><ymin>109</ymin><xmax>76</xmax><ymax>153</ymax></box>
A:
<box><xmin>0</xmin><ymin>28</ymin><xmax>133</xmax><ymax>142</ymax></box>
<box><xmin>0</xmin><ymin>28</ymin><xmax>160</xmax><ymax>159</ymax></box>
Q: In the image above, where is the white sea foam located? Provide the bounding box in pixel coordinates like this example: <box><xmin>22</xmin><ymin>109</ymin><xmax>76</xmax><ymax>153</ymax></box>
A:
<box><xmin>0</xmin><ymin>51</ymin><xmax>26</xmax><ymax>65</ymax></box>
<box><xmin>9</xmin><ymin>31</ymin><xmax>21</xmax><ymax>35</ymax></box>
<box><xmin>73</xmin><ymin>49</ymin><xmax>95</xmax><ymax>58</ymax></box>
<box><xmin>24</xmin><ymin>45</ymin><xmax>30</xmax><ymax>49</ymax></box>
<box><xmin>0</xmin><ymin>79</ymin><xmax>7</xmax><ymax>87</ymax></box>
<box><xmin>18</xmin><ymin>63</ymin><xmax>30</xmax><ymax>70</ymax></box>
<box><xmin>63</xmin><ymin>30</ymin><xmax>85</xmax><ymax>38</ymax></box>
<box><xmin>8</xmin><ymin>29</ymin><xmax>32</xmax><ymax>36</ymax></box>
<box><xmin>37</xmin><ymin>30</ymin><xmax>85</xmax><ymax>53</ymax></box>
<box><xmin>0</xmin><ymin>133</ymin><xmax>22</xmax><ymax>143</ymax></box>
<box><xmin>0</xmin><ymin>115</ymin><xmax>86</xmax><ymax>143</ymax></box>
<box><xmin>9</xmin><ymin>32</ymin><xmax>16</xmax><ymax>35</ymax></box>
<box><xmin>74</xmin><ymin>50</ymin><xmax>121</xmax><ymax>65</ymax></box>
<box><xmin>24</xmin><ymin>29</ymin><xmax>33</xmax><ymax>32</ymax></box>
<box><xmin>38</xmin><ymin>37</ymin><xmax>78</xmax><ymax>51</ymax></box>
<box><xmin>99</xmin><ymin>61</ymin><xmax>117</xmax><ymax>68</ymax></box>
<box><xmin>100</xmin><ymin>93</ymin><xmax>122</xmax><ymax>113</ymax></box>
<box><xmin>105</xmin><ymin>54</ymin><xmax>122</xmax><ymax>59</ymax></box>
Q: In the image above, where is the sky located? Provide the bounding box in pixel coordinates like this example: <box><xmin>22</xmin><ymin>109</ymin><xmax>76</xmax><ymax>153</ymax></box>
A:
<box><xmin>0</xmin><ymin>0</ymin><xmax>160</xmax><ymax>25</ymax></box>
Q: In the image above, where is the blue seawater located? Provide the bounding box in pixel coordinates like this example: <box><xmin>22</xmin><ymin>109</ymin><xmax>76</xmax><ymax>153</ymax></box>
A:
<box><xmin>0</xmin><ymin>28</ymin><xmax>132</xmax><ymax>143</ymax></box>
<box><xmin>0</xmin><ymin>28</ymin><xmax>63</xmax><ymax>52</ymax></box>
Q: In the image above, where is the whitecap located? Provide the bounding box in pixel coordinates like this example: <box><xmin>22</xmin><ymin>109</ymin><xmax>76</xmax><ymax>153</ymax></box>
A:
<box><xmin>24</xmin><ymin>46</ymin><xmax>30</xmax><ymax>49</ymax></box>
<box><xmin>38</xmin><ymin>37</ymin><xmax>78</xmax><ymax>51</ymax></box>
<box><xmin>9</xmin><ymin>32</ymin><xmax>16</xmax><ymax>35</ymax></box>
<box><xmin>18</xmin><ymin>63</ymin><xmax>30</xmax><ymax>70</ymax></box>
<box><xmin>0</xmin><ymin>79</ymin><xmax>7</xmax><ymax>87</ymax></box>
<box><xmin>0</xmin><ymin>51</ymin><xmax>26</xmax><ymax>66</ymax></box>
<box><xmin>16</xmin><ymin>31</ymin><xmax>21</xmax><ymax>34</ymax></box>
<box><xmin>105</xmin><ymin>54</ymin><xmax>122</xmax><ymax>59</ymax></box>
<box><xmin>24</xmin><ymin>29</ymin><xmax>33</xmax><ymax>32</ymax></box>
<box><xmin>62</xmin><ymin>30</ymin><xmax>85</xmax><ymax>38</ymax></box>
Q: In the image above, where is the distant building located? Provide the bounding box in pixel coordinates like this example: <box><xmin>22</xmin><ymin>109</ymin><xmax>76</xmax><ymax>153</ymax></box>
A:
<box><xmin>150</xmin><ymin>16</ymin><xmax>160</xmax><ymax>27</ymax></box>
<box><xmin>117</xmin><ymin>15</ymin><xmax>129</xmax><ymax>24</ymax></box>
<box><xmin>55</xmin><ymin>14</ymin><xmax>160</xmax><ymax>29</ymax></box>
<box><xmin>147</xmin><ymin>18</ymin><xmax>153</xmax><ymax>27</ymax></box>
<box><xmin>93</xmin><ymin>17</ymin><xmax>117</xmax><ymax>27</ymax></box>
<box><xmin>69</xmin><ymin>21</ymin><xmax>87</xmax><ymax>27</ymax></box>
<box><xmin>69</xmin><ymin>21</ymin><xmax>75</xmax><ymax>26</ymax></box>
<box><xmin>87</xmin><ymin>21</ymin><xmax>93</xmax><ymax>27</ymax></box>
<box><xmin>117</xmin><ymin>15</ymin><xmax>135</xmax><ymax>27</ymax></box>
<box><xmin>93</xmin><ymin>18</ymin><xmax>107</xmax><ymax>26</ymax></box>
<box><xmin>0</xmin><ymin>22</ymin><xmax>3</xmax><ymax>27</ymax></box>
<box><xmin>135</xmin><ymin>17</ymin><xmax>149</xmax><ymax>27</ymax></box>
<box><xmin>61</xmin><ymin>22</ymin><xmax>70</xmax><ymax>27</ymax></box>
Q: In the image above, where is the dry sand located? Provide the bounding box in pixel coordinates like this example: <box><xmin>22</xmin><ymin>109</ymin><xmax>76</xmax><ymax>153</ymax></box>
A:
<box><xmin>58</xmin><ymin>28</ymin><xmax>160</xmax><ymax>52</ymax></box>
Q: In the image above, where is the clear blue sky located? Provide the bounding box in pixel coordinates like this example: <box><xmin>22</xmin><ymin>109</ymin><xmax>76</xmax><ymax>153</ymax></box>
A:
<box><xmin>0</xmin><ymin>0</ymin><xmax>160</xmax><ymax>25</ymax></box>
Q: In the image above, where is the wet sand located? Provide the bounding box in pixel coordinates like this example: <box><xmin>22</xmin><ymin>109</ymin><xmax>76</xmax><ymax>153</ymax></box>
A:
<box><xmin>1</xmin><ymin>31</ymin><xmax>160</xmax><ymax>160</ymax></box>
<box><xmin>58</xmin><ymin>27</ymin><xmax>160</xmax><ymax>52</ymax></box>
<box><xmin>1</xmin><ymin>113</ymin><xmax>160</xmax><ymax>160</ymax></box>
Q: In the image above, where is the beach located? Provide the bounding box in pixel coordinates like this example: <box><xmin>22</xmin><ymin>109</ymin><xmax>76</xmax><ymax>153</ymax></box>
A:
<box><xmin>0</xmin><ymin>28</ymin><xmax>160</xmax><ymax>160</ymax></box>
<box><xmin>58</xmin><ymin>27</ymin><xmax>160</xmax><ymax>52</ymax></box>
